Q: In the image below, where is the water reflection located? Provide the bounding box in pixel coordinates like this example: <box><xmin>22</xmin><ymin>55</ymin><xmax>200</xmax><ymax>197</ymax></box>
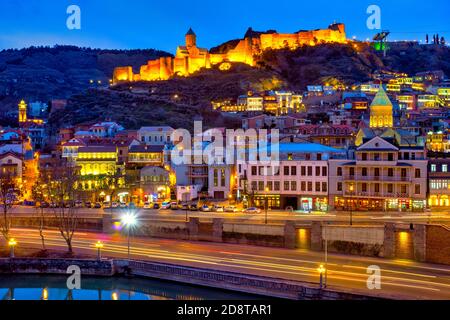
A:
<box><xmin>0</xmin><ymin>275</ymin><xmax>260</xmax><ymax>301</ymax></box>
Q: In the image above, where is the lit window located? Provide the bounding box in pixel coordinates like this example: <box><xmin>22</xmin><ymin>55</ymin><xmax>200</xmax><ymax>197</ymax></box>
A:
<box><xmin>443</xmin><ymin>164</ymin><xmax>448</xmax><ymax>173</ymax></box>
<box><xmin>431</xmin><ymin>164</ymin><xmax>437</xmax><ymax>172</ymax></box>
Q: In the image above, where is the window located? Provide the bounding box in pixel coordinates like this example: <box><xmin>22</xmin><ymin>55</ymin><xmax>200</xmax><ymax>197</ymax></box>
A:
<box><xmin>284</xmin><ymin>181</ymin><xmax>290</xmax><ymax>191</ymax></box>
<box><xmin>307</xmin><ymin>182</ymin><xmax>313</xmax><ymax>192</ymax></box>
<box><xmin>287</xmin><ymin>153</ymin><xmax>293</xmax><ymax>161</ymax></box>
<box><xmin>301</xmin><ymin>166</ymin><xmax>306</xmax><ymax>176</ymax></box>
<box><xmin>251</xmin><ymin>181</ymin><xmax>257</xmax><ymax>191</ymax></box>
<box><xmin>322</xmin><ymin>182</ymin><xmax>327</xmax><ymax>192</ymax></box>
<box><xmin>291</xmin><ymin>181</ymin><xmax>297</xmax><ymax>191</ymax></box>
<box><xmin>362</xmin><ymin>183</ymin><xmax>367</xmax><ymax>192</ymax></box>
<box><xmin>317</xmin><ymin>153</ymin><xmax>322</xmax><ymax>161</ymax></box>
<box><xmin>337</xmin><ymin>182</ymin><xmax>342</xmax><ymax>192</ymax></box>
<box><xmin>141</xmin><ymin>136</ymin><xmax>145</xmax><ymax>142</ymax></box>
<box><xmin>401</xmin><ymin>185</ymin><xmax>407</xmax><ymax>194</ymax></box>
<box><xmin>374</xmin><ymin>183</ymin><xmax>380</xmax><ymax>193</ymax></box>
<box><xmin>291</xmin><ymin>166</ymin><xmax>297</xmax><ymax>176</ymax></box>
<box><xmin>443</xmin><ymin>165</ymin><xmax>448</xmax><ymax>173</ymax></box>
<box><xmin>214</xmin><ymin>169</ymin><xmax>218</xmax><ymax>187</ymax></box>
<box><xmin>362</xmin><ymin>153</ymin><xmax>367</xmax><ymax>161</ymax></box>
<box><xmin>362</xmin><ymin>168</ymin><xmax>368</xmax><ymax>177</ymax></box>
<box><xmin>284</xmin><ymin>166</ymin><xmax>290</xmax><ymax>176</ymax></box>
<box><xmin>337</xmin><ymin>167</ymin><xmax>342</xmax><ymax>176</ymax></box>
<box><xmin>387</xmin><ymin>184</ymin><xmax>393</xmax><ymax>193</ymax></box>
<box><xmin>259</xmin><ymin>166</ymin><xmax>265</xmax><ymax>175</ymax></box>
<box><xmin>221</xmin><ymin>169</ymin><xmax>226</xmax><ymax>186</ymax></box>
<box><xmin>301</xmin><ymin>181</ymin><xmax>306</xmax><ymax>191</ymax></box>
<box><xmin>388</xmin><ymin>153</ymin><xmax>394</xmax><ymax>161</ymax></box>
<box><xmin>322</xmin><ymin>166</ymin><xmax>327</xmax><ymax>176</ymax></box>
<box><xmin>401</xmin><ymin>168</ymin><xmax>407</xmax><ymax>178</ymax></box>
<box><xmin>415</xmin><ymin>169</ymin><xmax>421</xmax><ymax>178</ymax></box>
<box><xmin>374</xmin><ymin>153</ymin><xmax>380</xmax><ymax>161</ymax></box>
<box><xmin>258</xmin><ymin>181</ymin><xmax>264</xmax><ymax>191</ymax></box>
<box><xmin>307</xmin><ymin>166</ymin><xmax>313</xmax><ymax>176</ymax></box>
<box><xmin>315</xmin><ymin>182</ymin><xmax>321</xmax><ymax>192</ymax></box>
<box><xmin>415</xmin><ymin>184</ymin><xmax>421</xmax><ymax>195</ymax></box>
<box><xmin>388</xmin><ymin>168</ymin><xmax>394</xmax><ymax>177</ymax></box>
<box><xmin>251</xmin><ymin>166</ymin><xmax>257</xmax><ymax>176</ymax></box>
<box><xmin>315</xmin><ymin>167</ymin><xmax>321</xmax><ymax>176</ymax></box>
<box><xmin>350</xmin><ymin>167</ymin><xmax>355</xmax><ymax>176</ymax></box>
<box><xmin>267</xmin><ymin>181</ymin><xmax>273</xmax><ymax>191</ymax></box>
<box><xmin>274</xmin><ymin>181</ymin><xmax>280</xmax><ymax>191</ymax></box>
<box><xmin>374</xmin><ymin>168</ymin><xmax>380</xmax><ymax>177</ymax></box>
<box><xmin>431</xmin><ymin>164</ymin><xmax>437</xmax><ymax>172</ymax></box>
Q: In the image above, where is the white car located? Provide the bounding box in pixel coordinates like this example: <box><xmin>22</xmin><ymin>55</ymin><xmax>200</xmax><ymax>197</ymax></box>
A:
<box><xmin>161</xmin><ymin>202</ymin><xmax>171</xmax><ymax>210</ymax></box>
<box><xmin>224</xmin><ymin>206</ymin><xmax>239</xmax><ymax>213</ymax></box>
<box><xmin>111</xmin><ymin>202</ymin><xmax>120</xmax><ymax>208</ymax></box>
<box><xmin>143</xmin><ymin>202</ymin><xmax>152</xmax><ymax>209</ymax></box>
<box><xmin>200</xmin><ymin>205</ymin><xmax>211</xmax><ymax>212</ymax></box>
<box><xmin>213</xmin><ymin>205</ymin><xmax>224</xmax><ymax>212</ymax></box>
<box><xmin>243</xmin><ymin>207</ymin><xmax>261</xmax><ymax>214</ymax></box>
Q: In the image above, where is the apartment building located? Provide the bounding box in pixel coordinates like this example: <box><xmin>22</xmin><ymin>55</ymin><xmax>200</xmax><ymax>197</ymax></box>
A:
<box><xmin>329</xmin><ymin>136</ymin><xmax>428</xmax><ymax>212</ymax></box>
<box><xmin>237</xmin><ymin>142</ymin><xmax>346</xmax><ymax>211</ymax></box>
<box><xmin>428</xmin><ymin>158</ymin><xmax>450</xmax><ymax>207</ymax></box>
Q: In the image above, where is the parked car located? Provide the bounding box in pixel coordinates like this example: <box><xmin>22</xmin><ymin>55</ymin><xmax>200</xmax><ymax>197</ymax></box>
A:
<box><xmin>111</xmin><ymin>202</ymin><xmax>120</xmax><ymax>208</ymax></box>
<box><xmin>153</xmin><ymin>203</ymin><xmax>160</xmax><ymax>210</ymax></box>
<box><xmin>75</xmin><ymin>200</ymin><xmax>83</xmax><ymax>208</ymax></box>
<box><xmin>84</xmin><ymin>201</ymin><xmax>92</xmax><ymax>208</ymax></box>
<box><xmin>143</xmin><ymin>202</ymin><xmax>152</xmax><ymax>209</ymax></box>
<box><xmin>119</xmin><ymin>202</ymin><xmax>127</xmax><ymax>208</ymax></box>
<box><xmin>103</xmin><ymin>201</ymin><xmax>111</xmax><ymax>208</ymax></box>
<box><xmin>224</xmin><ymin>206</ymin><xmax>238</xmax><ymax>213</ymax></box>
<box><xmin>213</xmin><ymin>205</ymin><xmax>224</xmax><ymax>212</ymax></box>
<box><xmin>170</xmin><ymin>202</ymin><xmax>179</xmax><ymax>210</ymax></box>
<box><xmin>50</xmin><ymin>202</ymin><xmax>58</xmax><ymax>208</ymax></box>
<box><xmin>243</xmin><ymin>207</ymin><xmax>261</xmax><ymax>214</ymax></box>
<box><xmin>39</xmin><ymin>201</ymin><xmax>49</xmax><ymax>208</ymax></box>
<box><xmin>94</xmin><ymin>202</ymin><xmax>102</xmax><ymax>209</ymax></box>
<box><xmin>189</xmin><ymin>204</ymin><xmax>198</xmax><ymax>211</ymax></box>
<box><xmin>200</xmin><ymin>205</ymin><xmax>211</xmax><ymax>212</ymax></box>
<box><xmin>161</xmin><ymin>202</ymin><xmax>171</xmax><ymax>210</ymax></box>
<box><xmin>179</xmin><ymin>203</ymin><xmax>189</xmax><ymax>210</ymax></box>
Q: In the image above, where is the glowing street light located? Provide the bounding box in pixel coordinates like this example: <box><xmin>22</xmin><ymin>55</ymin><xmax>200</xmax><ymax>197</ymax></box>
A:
<box><xmin>8</xmin><ymin>238</ymin><xmax>17</xmax><ymax>258</ymax></box>
<box><xmin>264</xmin><ymin>187</ymin><xmax>270</xmax><ymax>225</ymax></box>
<box><xmin>41</xmin><ymin>288</ymin><xmax>49</xmax><ymax>300</ymax></box>
<box><xmin>121</xmin><ymin>212</ymin><xmax>137</xmax><ymax>260</ymax></box>
<box><xmin>95</xmin><ymin>241</ymin><xmax>104</xmax><ymax>261</ymax></box>
<box><xmin>317</xmin><ymin>264</ymin><xmax>326</xmax><ymax>289</ymax></box>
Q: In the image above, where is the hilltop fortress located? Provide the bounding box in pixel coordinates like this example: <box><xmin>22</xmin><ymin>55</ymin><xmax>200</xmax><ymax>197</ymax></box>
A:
<box><xmin>113</xmin><ymin>23</ymin><xmax>346</xmax><ymax>83</ymax></box>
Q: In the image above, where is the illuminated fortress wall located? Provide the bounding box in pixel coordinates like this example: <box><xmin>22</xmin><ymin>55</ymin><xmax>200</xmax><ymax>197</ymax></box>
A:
<box><xmin>113</xmin><ymin>23</ymin><xmax>346</xmax><ymax>83</ymax></box>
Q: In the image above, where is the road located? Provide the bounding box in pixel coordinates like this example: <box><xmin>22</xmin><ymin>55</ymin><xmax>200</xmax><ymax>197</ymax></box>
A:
<box><xmin>10</xmin><ymin>206</ymin><xmax>450</xmax><ymax>225</ymax></box>
<box><xmin>5</xmin><ymin>228</ymin><xmax>450</xmax><ymax>300</ymax></box>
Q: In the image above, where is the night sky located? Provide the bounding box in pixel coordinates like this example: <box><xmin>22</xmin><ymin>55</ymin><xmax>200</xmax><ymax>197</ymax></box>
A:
<box><xmin>0</xmin><ymin>0</ymin><xmax>449</xmax><ymax>51</ymax></box>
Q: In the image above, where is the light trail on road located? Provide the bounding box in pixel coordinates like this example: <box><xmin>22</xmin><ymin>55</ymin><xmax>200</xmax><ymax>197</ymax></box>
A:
<box><xmin>4</xmin><ymin>228</ymin><xmax>450</xmax><ymax>300</ymax></box>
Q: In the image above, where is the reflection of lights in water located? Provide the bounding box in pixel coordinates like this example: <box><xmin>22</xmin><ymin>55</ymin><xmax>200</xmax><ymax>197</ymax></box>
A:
<box><xmin>111</xmin><ymin>292</ymin><xmax>119</xmax><ymax>300</ymax></box>
<box><xmin>42</xmin><ymin>288</ymin><xmax>48</xmax><ymax>300</ymax></box>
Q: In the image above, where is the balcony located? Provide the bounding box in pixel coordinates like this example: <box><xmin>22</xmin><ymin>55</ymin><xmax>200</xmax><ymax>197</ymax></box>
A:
<box><xmin>343</xmin><ymin>175</ymin><xmax>412</xmax><ymax>182</ymax></box>
<box><xmin>344</xmin><ymin>191</ymin><xmax>410</xmax><ymax>198</ymax></box>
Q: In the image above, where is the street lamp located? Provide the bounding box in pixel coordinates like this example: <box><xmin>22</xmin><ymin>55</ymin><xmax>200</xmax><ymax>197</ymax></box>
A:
<box><xmin>8</xmin><ymin>238</ymin><xmax>17</xmax><ymax>258</ymax></box>
<box><xmin>95</xmin><ymin>241</ymin><xmax>104</xmax><ymax>261</ymax></box>
<box><xmin>121</xmin><ymin>212</ymin><xmax>137</xmax><ymax>260</ymax></box>
<box><xmin>317</xmin><ymin>264</ymin><xmax>326</xmax><ymax>289</ymax></box>
<box><xmin>264</xmin><ymin>187</ymin><xmax>269</xmax><ymax>225</ymax></box>
<box><xmin>349</xmin><ymin>184</ymin><xmax>354</xmax><ymax>226</ymax></box>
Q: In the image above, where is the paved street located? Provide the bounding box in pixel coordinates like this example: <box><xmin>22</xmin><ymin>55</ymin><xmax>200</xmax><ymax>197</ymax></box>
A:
<box><xmin>5</xmin><ymin>228</ymin><xmax>450</xmax><ymax>300</ymax></box>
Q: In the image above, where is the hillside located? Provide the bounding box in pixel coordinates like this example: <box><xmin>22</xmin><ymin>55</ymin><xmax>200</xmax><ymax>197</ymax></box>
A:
<box><xmin>1</xmin><ymin>42</ymin><xmax>449</xmax><ymax>131</ymax></box>
<box><xmin>0</xmin><ymin>45</ymin><xmax>170</xmax><ymax>111</ymax></box>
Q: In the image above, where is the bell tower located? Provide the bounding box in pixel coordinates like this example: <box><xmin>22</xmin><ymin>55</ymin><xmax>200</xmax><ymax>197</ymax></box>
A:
<box><xmin>369</xmin><ymin>86</ymin><xmax>393</xmax><ymax>128</ymax></box>
<box><xmin>185</xmin><ymin>28</ymin><xmax>197</xmax><ymax>49</ymax></box>
<box><xmin>18</xmin><ymin>99</ymin><xmax>27</xmax><ymax>124</ymax></box>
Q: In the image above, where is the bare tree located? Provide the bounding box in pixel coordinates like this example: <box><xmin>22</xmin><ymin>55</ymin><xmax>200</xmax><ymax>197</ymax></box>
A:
<box><xmin>45</xmin><ymin>163</ymin><xmax>79</xmax><ymax>254</ymax></box>
<box><xmin>32</xmin><ymin>181</ymin><xmax>46</xmax><ymax>251</ymax></box>
<box><xmin>0</xmin><ymin>172</ymin><xmax>16</xmax><ymax>241</ymax></box>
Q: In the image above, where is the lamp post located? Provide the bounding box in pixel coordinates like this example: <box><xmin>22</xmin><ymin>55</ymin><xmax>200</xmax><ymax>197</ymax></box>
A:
<box><xmin>8</xmin><ymin>238</ymin><xmax>17</xmax><ymax>258</ymax></box>
<box><xmin>121</xmin><ymin>212</ymin><xmax>137</xmax><ymax>260</ymax></box>
<box><xmin>317</xmin><ymin>264</ymin><xmax>326</xmax><ymax>289</ymax></box>
<box><xmin>264</xmin><ymin>187</ymin><xmax>269</xmax><ymax>225</ymax></box>
<box><xmin>349</xmin><ymin>184</ymin><xmax>354</xmax><ymax>226</ymax></box>
<box><xmin>95</xmin><ymin>241</ymin><xmax>104</xmax><ymax>261</ymax></box>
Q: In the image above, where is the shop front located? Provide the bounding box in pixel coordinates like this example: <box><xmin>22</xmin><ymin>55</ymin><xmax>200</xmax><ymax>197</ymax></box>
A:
<box><xmin>253</xmin><ymin>195</ymin><xmax>281</xmax><ymax>209</ymax></box>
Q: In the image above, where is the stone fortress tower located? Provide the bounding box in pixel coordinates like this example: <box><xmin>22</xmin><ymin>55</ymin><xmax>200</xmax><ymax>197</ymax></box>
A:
<box><xmin>113</xmin><ymin>23</ymin><xmax>347</xmax><ymax>83</ymax></box>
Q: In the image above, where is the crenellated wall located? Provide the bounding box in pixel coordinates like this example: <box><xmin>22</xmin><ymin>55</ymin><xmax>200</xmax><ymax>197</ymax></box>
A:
<box><xmin>112</xmin><ymin>23</ymin><xmax>346</xmax><ymax>84</ymax></box>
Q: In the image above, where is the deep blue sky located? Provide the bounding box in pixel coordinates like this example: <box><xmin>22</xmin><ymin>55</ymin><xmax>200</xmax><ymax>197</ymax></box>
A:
<box><xmin>0</xmin><ymin>0</ymin><xmax>449</xmax><ymax>51</ymax></box>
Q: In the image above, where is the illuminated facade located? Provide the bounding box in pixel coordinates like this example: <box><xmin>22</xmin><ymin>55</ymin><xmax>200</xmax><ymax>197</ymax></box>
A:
<box><xmin>113</xmin><ymin>23</ymin><xmax>346</xmax><ymax>83</ymax></box>
<box><xmin>428</xmin><ymin>159</ymin><xmax>450</xmax><ymax>207</ymax></box>
<box><xmin>369</xmin><ymin>87</ymin><xmax>393</xmax><ymax>128</ymax></box>
<box><xmin>18</xmin><ymin>100</ymin><xmax>27</xmax><ymax>123</ymax></box>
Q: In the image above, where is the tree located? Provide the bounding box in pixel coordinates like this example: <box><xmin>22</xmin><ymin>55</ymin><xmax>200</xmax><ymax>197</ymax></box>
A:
<box><xmin>31</xmin><ymin>181</ymin><xmax>47</xmax><ymax>251</ymax></box>
<box><xmin>441</xmin><ymin>37</ymin><xmax>446</xmax><ymax>45</ymax></box>
<box><xmin>0</xmin><ymin>172</ymin><xmax>16</xmax><ymax>241</ymax></box>
<box><xmin>426</xmin><ymin>34</ymin><xmax>429</xmax><ymax>44</ymax></box>
<box><xmin>45</xmin><ymin>163</ymin><xmax>79</xmax><ymax>254</ymax></box>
